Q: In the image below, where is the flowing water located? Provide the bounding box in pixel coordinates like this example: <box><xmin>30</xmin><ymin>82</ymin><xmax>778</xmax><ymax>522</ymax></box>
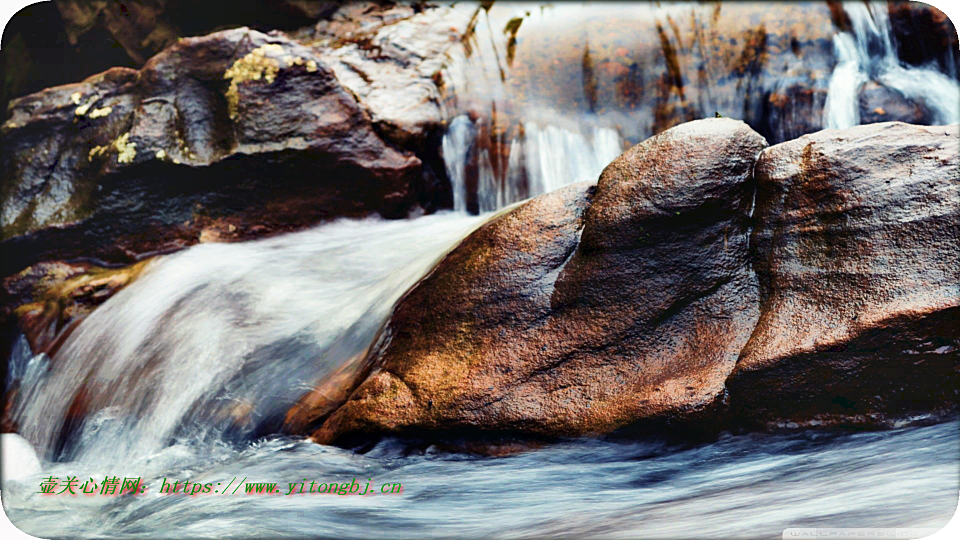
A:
<box><xmin>823</xmin><ymin>1</ymin><xmax>960</xmax><ymax>129</ymax></box>
<box><xmin>440</xmin><ymin>1</ymin><xmax>960</xmax><ymax>213</ymax></box>
<box><xmin>3</xmin><ymin>1</ymin><xmax>960</xmax><ymax>538</ymax></box>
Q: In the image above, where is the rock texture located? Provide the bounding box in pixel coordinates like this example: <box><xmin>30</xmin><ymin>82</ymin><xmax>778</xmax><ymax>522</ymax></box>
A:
<box><xmin>299</xmin><ymin>120</ymin><xmax>960</xmax><ymax>446</ymax></box>
<box><xmin>1</xmin><ymin>260</ymin><xmax>150</xmax><ymax>357</ymax></box>
<box><xmin>298</xmin><ymin>2</ymin><xmax>476</xmax><ymax>150</ymax></box>
<box><xmin>312</xmin><ymin>119</ymin><xmax>767</xmax><ymax>444</ymax></box>
<box><xmin>727</xmin><ymin>122</ymin><xmax>960</xmax><ymax>426</ymax></box>
<box><xmin>0</xmin><ymin>28</ymin><xmax>426</xmax><ymax>275</ymax></box>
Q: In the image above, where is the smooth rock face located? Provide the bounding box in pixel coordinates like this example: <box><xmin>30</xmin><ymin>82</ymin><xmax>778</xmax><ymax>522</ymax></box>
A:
<box><xmin>306</xmin><ymin>3</ymin><xmax>477</xmax><ymax>150</ymax></box>
<box><xmin>727</xmin><ymin>122</ymin><xmax>960</xmax><ymax>426</ymax></box>
<box><xmin>313</xmin><ymin>119</ymin><xmax>768</xmax><ymax>444</ymax></box>
<box><xmin>0</xmin><ymin>28</ymin><xmax>424</xmax><ymax>275</ymax></box>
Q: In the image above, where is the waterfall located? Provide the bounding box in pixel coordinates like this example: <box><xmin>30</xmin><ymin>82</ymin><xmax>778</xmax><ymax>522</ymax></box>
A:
<box><xmin>438</xmin><ymin>4</ymin><xmax>628</xmax><ymax>214</ymax></box>
<box><xmin>442</xmin><ymin>116</ymin><xmax>623</xmax><ymax>213</ymax></box>
<box><xmin>823</xmin><ymin>1</ymin><xmax>960</xmax><ymax>129</ymax></box>
<box><xmin>9</xmin><ymin>214</ymin><xmax>483</xmax><ymax>465</ymax></box>
<box><xmin>438</xmin><ymin>1</ymin><xmax>959</xmax><ymax>214</ymax></box>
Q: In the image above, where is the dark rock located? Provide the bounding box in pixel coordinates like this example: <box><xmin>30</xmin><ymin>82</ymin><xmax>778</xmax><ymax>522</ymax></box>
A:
<box><xmin>1</xmin><ymin>260</ymin><xmax>150</xmax><ymax>357</ymax></box>
<box><xmin>887</xmin><ymin>1</ymin><xmax>960</xmax><ymax>76</ymax></box>
<box><xmin>727</xmin><ymin>122</ymin><xmax>960</xmax><ymax>427</ymax></box>
<box><xmin>859</xmin><ymin>81</ymin><xmax>933</xmax><ymax>125</ymax></box>
<box><xmin>1</xmin><ymin>28</ymin><xmax>424</xmax><ymax>275</ymax></box>
<box><xmin>310</xmin><ymin>119</ymin><xmax>767</xmax><ymax>445</ymax></box>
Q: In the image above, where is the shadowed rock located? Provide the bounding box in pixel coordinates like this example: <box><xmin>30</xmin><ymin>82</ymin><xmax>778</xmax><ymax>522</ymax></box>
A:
<box><xmin>727</xmin><ymin>122</ymin><xmax>960</xmax><ymax>427</ymax></box>
<box><xmin>311</xmin><ymin>118</ymin><xmax>767</xmax><ymax>444</ymax></box>
<box><xmin>0</xmin><ymin>28</ymin><xmax>426</xmax><ymax>276</ymax></box>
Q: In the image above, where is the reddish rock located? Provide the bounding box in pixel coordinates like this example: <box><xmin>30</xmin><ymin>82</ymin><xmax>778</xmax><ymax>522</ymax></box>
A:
<box><xmin>311</xmin><ymin>119</ymin><xmax>767</xmax><ymax>445</ymax></box>
<box><xmin>727</xmin><ymin>122</ymin><xmax>960</xmax><ymax>426</ymax></box>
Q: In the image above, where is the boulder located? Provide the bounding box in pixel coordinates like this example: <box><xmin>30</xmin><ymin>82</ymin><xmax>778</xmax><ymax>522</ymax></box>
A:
<box><xmin>727</xmin><ymin>122</ymin><xmax>960</xmax><ymax>427</ymax></box>
<box><xmin>0</xmin><ymin>28</ymin><xmax>425</xmax><ymax>276</ymax></box>
<box><xmin>859</xmin><ymin>81</ymin><xmax>933</xmax><ymax>125</ymax></box>
<box><xmin>310</xmin><ymin>4</ymin><xmax>477</xmax><ymax>150</ymax></box>
<box><xmin>311</xmin><ymin>119</ymin><xmax>768</xmax><ymax>444</ymax></box>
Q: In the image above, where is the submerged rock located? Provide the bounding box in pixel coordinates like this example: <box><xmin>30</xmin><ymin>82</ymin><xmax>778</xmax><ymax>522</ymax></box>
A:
<box><xmin>727</xmin><ymin>122</ymin><xmax>960</xmax><ymax>427</ymax></box>
<box><xmin>312</xmin><ymin>119</ymin><xmax>767</xmax><ymax>444</ymax></box>
<box><xmin>1</xmin><ymin>260</ymin><xmax>151</xmax><ymax>357</ymax></box>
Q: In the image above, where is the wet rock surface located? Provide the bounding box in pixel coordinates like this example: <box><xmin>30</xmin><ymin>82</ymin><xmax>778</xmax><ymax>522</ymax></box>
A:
<box><xmin>727</xmin><ymin>122</ymin><xmax>960</xmax><ymax>427</ymax></box>
<box><xmin>303</xmin><ymin>120</ymin><xmax>960</xmax><ymax>445</ymax></box>
<box><xmin>1</xmin><ymin>260</ymin><xmax>150</xmax><ymax>358</ymax></box>
<box><xmin>858</xmin><ymin>81</ymin><xmax>934</xmax><ymax>125</ymax></box>
<box><xmin>312</xmin><ymin>119</ymin><xmax>767</xmax><ymax>444</ymax></box>
<box><xmin>888</xmin><ymin>0</ymin><xmax>960</xmax><ymax>75</ymax></box>
<box><xmin>0</xmin><ymin>28</ymin><xmax>427</xmax><ymax>276</ymax></box>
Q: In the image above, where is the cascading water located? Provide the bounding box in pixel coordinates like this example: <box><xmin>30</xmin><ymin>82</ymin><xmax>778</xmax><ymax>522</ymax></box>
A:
<box><xmin>823</xmin><ymin>1</ymin><xmax>960</xmax><ymax>129</ymax></box>
<box><xmin>3</xmin><ymin>2</ymin><xmax>960</xmax><ymax>538</ymax></box>
<box><xmin>438</xmin><ymin>1</ymin><xmax>960</xmax><ymax>214</ymax></box>
<box><xmin>7</xmin><ymin>213</ymin><xmax>485</xmax><ymax>466</ymax></box>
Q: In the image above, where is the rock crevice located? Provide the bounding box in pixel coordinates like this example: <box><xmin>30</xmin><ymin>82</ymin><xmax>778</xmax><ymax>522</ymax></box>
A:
<box><xmin>298</xmin><ymin>120</ymin><xmax>959</xmax><ymax>447</ymax></box>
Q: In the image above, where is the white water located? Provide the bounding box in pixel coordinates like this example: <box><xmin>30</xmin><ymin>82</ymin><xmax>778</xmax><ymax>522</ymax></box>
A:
<box><xmin>4</xmin><ymin>2</ymin><xmax>960</xmax><ymax>537</ymax></box>
<box><xmin>824</xmin><ymin>1</ymin><xmax>960</xmax><ymax>129</ymax></box>
<box><xmin>3</xmin><ymin>417</ymin><xmax>957</xmax><ymax>538</ymax></box>
<box><xmin>442</xmin><ymin>116</ymin><xmax>622</xmax><ymax>213</ymax></box>
<box><xmin>8</xmin><ymin>213</ymin><xmax>484</xmax><ymax>465</ymax></box>
<box><xmin>439</xmin><ymin>3</ymin><xmax>628</xmax><ymax>213</ymax></box>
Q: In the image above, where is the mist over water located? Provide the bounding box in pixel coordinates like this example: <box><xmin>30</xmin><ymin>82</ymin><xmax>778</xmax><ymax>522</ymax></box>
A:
<box><xmin>3</xmin><ymin>1</ymin><xmax>960</xmax><ymax>538</ymax></box>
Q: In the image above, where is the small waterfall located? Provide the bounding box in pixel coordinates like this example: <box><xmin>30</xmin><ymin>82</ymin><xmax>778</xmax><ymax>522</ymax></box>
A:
<box><xmin>823</xmin><ymin>1</ymin><xmax>960</xmax><ymax>129</ymax></box>
<box><xmin>438</xmin><ymin>4</ymin><xmax>628</xmax><ymax>214</ymax></box>
<box><xmin>9</xmin><ymin>214</ymin><xmax>483</xmax><ymax>465</ymax></box>
<box><xmin>442</xmin><ymin>115</ymin><xmax>623</xmax><ymax>213</ymax></box>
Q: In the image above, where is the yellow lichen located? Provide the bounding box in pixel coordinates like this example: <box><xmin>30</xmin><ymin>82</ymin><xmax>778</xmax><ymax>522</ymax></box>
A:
<box><xmin>223</xmin><ymin>43</ymin><xmax>284</xmax><ymax>120</ymax></box>
<box><xmin>88</xmin><ymin>144</ymin><xmax>109</xmax><ymax>161</ymax></box>
<box><xmin>88</xmin><ymin>106</ymin><xmax>112</xmax><ymax>119</ymax></box>
<box><xmin>70</xmin><ymin>91</ymin><xmax>82</xmax><ymax>105</ymax></box>
<box><xmin>306</xmin><ymin>60</ymin><xmax>318</xmax><ymax>72</ymax></box>
<box><xmin>284</xmin><ymin>55</ymin><xmax>304</xmax><ymax>67</ymax></box>
<box><xmin>75</xmin><ymin>101</ymin><xmax>93</xmax><ymax>116</ymax></box>
<box><xmin>155</xmin><ymin>149</ymin><xmax>166</xmax><ymax>159</ymax></box>
<box><xmin>114</xmin><ymin>132</ymin><xmax>137</xmax><ymax>164</ymax></box>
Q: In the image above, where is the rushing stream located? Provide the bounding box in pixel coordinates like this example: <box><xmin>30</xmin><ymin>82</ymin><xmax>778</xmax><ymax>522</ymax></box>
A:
<box><xmin>3</xmin><ymin>1</ymin><xmax>960</xmax><ymax>538</ymax></box>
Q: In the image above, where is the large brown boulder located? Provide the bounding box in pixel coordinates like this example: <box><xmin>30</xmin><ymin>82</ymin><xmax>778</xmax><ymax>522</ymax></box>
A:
<box><xmin>0</xmin><ymin>28</ymin><xmax>426</xmax><ymax>276</ymax></box>
<box><xmin>727</xmin><ymin>122</ymin><xmax>960</xmax><ymax>427</ymax></box>
<box><xmin>311</xmin><ymin>118</ymin><xmax>767</xmax><ymax>444</ymax></box>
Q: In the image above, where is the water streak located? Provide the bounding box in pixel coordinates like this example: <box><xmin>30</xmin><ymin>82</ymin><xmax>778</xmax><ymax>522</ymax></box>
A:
<box><xmin>824</xmin><ymin>1</ymin><xmax>960</xmax><ymax>129</ymax></box>
<box><xmin>10</xmin><ymin>213</ymin><xmax>484</xmax><ymax>465</ymax></box>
